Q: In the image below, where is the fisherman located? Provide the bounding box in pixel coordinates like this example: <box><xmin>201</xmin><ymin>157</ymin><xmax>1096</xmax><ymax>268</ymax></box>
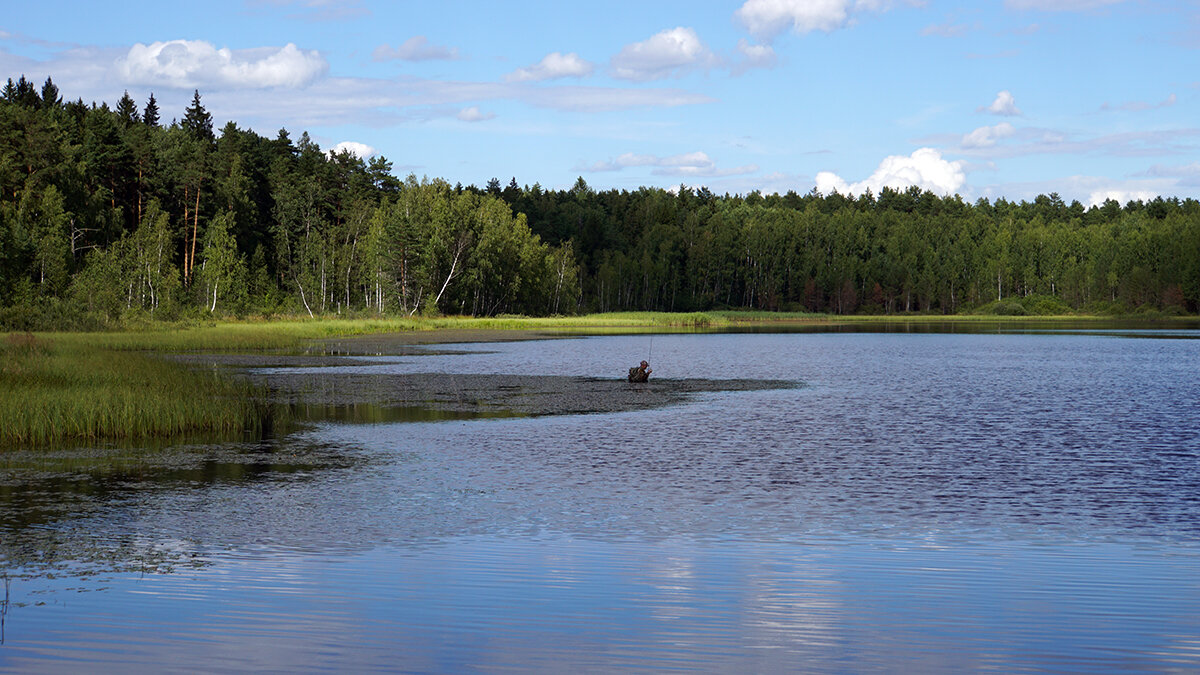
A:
<box><xmin>628</xmin><ymin>360</ymin><xmax>652</xmax><ymax>383</ymax></box>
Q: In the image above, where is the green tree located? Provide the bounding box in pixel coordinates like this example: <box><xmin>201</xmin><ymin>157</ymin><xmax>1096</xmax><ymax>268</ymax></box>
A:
<box><xmin>197</xmin><ymin>211</ymin><xmax>245</xmax><ymax>312</ymax></box>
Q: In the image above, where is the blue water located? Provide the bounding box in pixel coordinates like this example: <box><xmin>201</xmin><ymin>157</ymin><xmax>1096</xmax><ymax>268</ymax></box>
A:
<box><xmin>2</xmin><ymin>330</ymin><xmax>1199</xmax><ymax>672</ymax></box>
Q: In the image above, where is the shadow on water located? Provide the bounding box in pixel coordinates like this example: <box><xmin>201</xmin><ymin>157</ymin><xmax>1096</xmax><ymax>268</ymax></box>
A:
<box><xmin>0</xmin><ymin>431</ymin><xmax>368</xmax><ymax>580</ymax></box>
<box><xmin>0</xmin><ymin>392</ymin><xmax>525</xmax><ymax>585</ymax></box>
<box><xmin>290</xmin><ymin>401</ymin><xmax>520</xmax><ymax>424</ymax></box>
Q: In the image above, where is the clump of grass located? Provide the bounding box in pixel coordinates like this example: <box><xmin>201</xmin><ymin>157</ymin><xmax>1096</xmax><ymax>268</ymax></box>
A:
<box><xmin>1</xmin><ymin>334</ymin><xmax>263</xmax><ymax>445</ymax></box>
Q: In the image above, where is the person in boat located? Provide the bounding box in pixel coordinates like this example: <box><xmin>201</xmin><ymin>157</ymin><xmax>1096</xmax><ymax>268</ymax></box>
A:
<box><xmin>628</xmin><ymin>360</ymin><xmax>652</xmax><ymax>382</ymax></box>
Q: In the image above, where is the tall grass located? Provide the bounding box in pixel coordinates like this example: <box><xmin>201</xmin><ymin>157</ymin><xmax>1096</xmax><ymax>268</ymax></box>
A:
<box><xmin>1</xmin><ymin>333</ymin><xmax>262</xmax><ymax>445</ymax></box>
<box><xmin>8</xmin><ymin>311</ymin><xmax>1175</xmax><ymax>445</ymax></box>
<box><xmin>39</xmin><ymin>313</ymin><xmax>734</xmax><ymax>354</ymax></box>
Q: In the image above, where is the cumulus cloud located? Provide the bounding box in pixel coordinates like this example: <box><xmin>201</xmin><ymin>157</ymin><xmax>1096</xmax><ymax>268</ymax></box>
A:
<box><xmin>1086</xmin><ymin>188</ymin><xmax>1160</xmax><ymax>207</ymax></box>
<box><xmin>815</xmin><ymin>148</ymin><xmax>966</xmax><ymax>196</ymax></box>
<box><xmin>735</xmin><ymin>0</ymin><xmax>906</xmax><ymax>40</ymax></box>
<box><xmin>506</xmin><ymin>52</ymin><xmax>594</xmax><ymax>82</ymax></box>
<box><xmin>579</xmin><ymin>151</ymin><xmax>757</xmax><ymax>177</ymax></box>
<box><xmin>610</xmin><ymin>27</ymin><xmax>718</xmax><ymax>81</ymax></box>
<box><xmin>962</xmin><ymin>122</ymin><xmax>1016</xmax><ymax>149</ymax></box>
<box><xmin>734</xmin><ymin>39</ymin><xmax>778</xmax><ymax>72</ymax></box>
<box><xmin>456</xmin><ymin>106</ymin><xmax>495</xmax><ymax>122</ymax></box>
<box><xmin>980</xmin><ymin>90</ymin><xmax>1021</xmax><ymax>116</ymax></box>
<box><xmin>330</xmin><ymin>141</ymin><xmax>375</xmax><ymax>158</ymax></box>
<box><xmin>118</xmin><ymin>40</ymin><xmax>326</xmax><ymax>89</ymax></box>
<box><xmin>372</xmin><ymin>36</ymin><xmax>459</xmax><ymax>62</ymax></box>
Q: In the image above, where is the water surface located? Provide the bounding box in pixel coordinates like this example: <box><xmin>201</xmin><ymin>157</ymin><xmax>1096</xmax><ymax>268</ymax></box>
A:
<box><xmin>2</xmin><ymin>329</ymin><xmax>1198</xmax><ymax>672</ymax></box>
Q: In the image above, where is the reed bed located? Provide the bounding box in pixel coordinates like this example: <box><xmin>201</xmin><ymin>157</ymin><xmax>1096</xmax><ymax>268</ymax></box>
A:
<box><xmin>42</xmin><ymin>313</ymin><xmax>733</xmax><ymax>354</ymax></box>
<box><xmin>6</xmin><ymin>311</ymin><xmax>1170</xmax><ymax>446</ymax></box>
<box><xmin>1</xmin><ymin>333</ymin><xmax>260</xmax><ymax>445</ymax></box>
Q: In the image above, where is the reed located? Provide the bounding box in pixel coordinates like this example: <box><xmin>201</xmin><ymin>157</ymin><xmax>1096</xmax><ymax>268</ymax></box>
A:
<box><xmin>37</xmin><ymin>313</ymin><xmax>735</xmax><ymax>355</ymax></box>
<box><xmin>7</xmin><ymin>311</ymin><xmax>1179</xmax><ymax>445</ymax></box>
<box><xmin>1</xmin><ymin>333</ymin><xmax>261</xmax><ymax>445</ymax></box>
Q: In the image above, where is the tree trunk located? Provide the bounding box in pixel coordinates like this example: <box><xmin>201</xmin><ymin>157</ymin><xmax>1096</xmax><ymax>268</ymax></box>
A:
<box><xmin>190</xmin><ymin>184</ymin><xmax>201</xmax><ymax>286</ymax></box>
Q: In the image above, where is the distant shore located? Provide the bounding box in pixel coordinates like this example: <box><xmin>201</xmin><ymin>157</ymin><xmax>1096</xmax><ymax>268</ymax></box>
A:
<box><xmin>5</xmin><ymin>312</ymin><xmax>1196</xmax><ymax>445</ymax></box>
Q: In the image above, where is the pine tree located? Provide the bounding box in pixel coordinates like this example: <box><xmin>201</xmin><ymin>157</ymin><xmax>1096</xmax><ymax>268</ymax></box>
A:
<box><xmin>116</xmin><ymin>90</ymin><xmax>139</xmax><ymax>126</ymax></box>
<box><xmin>143</xmin><ymin>93</ymin><xmax>160</xmax><ymax>127</ymax></box>
<box><xmin>40</xmin><ymin>77</ymin><xmax>61</xmax><ymax>109</ymax></box>
<box><xmin>5</xmin><ymin>75</ymin><xmax>40</xmax><ymax>108</ymax></box>
<box><xmin>182</xmin><ymin>89</ymin><xmax>214</xmax><ymax>142</ymax></box>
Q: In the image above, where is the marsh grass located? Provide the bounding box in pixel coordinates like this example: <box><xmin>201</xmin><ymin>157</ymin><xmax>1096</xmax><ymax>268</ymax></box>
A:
<box><xmin>6</xmin><ymin>311</ymin><xmax>1184</xmax><ymax>446</ymax></box>
<box><xmin>40</xmin><ymin>313</ymin><xmax>732</xmax><ymax>354</ymax></box>
<box><xmin>1</xmin><ymin>333</ymin><xmax>263</xmax><ymax>445</ymax></box>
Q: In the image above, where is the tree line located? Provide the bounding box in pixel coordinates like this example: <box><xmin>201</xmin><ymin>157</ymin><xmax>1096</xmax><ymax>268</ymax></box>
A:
<box><xmin>1</xmin><ymin>75</ymin><xmax>1197</xmax><ymax>329</ymax></box>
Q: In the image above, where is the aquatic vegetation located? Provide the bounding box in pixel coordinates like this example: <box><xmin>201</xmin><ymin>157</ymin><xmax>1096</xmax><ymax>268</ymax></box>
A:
<box><xmin>5</xmin><ymin>311</ymin><xmax>1192</xmax><ymax>446</ymax></box>
<box><xmin>0</xmin><ymin>333</ymin><xmax>263</xmax><ymax>445</ymax></box>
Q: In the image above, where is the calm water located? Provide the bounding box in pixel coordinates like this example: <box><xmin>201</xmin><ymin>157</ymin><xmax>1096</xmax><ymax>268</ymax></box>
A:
<box><xmin>2</xmin><ymin>330</ymin><xmax>1199</xmax><ymax>672</ymax></box>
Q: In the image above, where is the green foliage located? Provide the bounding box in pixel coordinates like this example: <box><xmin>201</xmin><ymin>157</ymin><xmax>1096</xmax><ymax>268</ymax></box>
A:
<box><xmin>0</xmin><ymin>333</ymin><xmax>262</xmax><ymax>445</ymax></box>
<box><xmin>1022</xmin><ymin>295</ymin><xmax>1073</xmax><ymax>316</ymax></box>
<box><xmin>0</xmin><ymin>74</ymin><xmax>1197</xmax><ymax>329</ymax></box>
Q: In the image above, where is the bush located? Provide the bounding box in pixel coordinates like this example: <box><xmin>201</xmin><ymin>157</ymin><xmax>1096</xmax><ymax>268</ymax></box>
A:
<box><xmin>1023</xmin><ymin>295</ymin><xmax>1072</xmax><ymax>316</ymax></box>
<box><xmin>973</xmin><ymin>300</ymin><xmax>1027</xmax><ymax>316</ymax></box>
<box><xmin>1082</xmin><ymin>300</ymin><xmax>1130</xmax><ymax>316</ymax></box>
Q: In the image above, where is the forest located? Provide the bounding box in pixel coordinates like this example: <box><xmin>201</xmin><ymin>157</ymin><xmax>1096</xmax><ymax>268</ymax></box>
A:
<box><xmin>2</xmin><ymin>74</ymin><xmax>1198</xmax><ymax>329</ymax></box>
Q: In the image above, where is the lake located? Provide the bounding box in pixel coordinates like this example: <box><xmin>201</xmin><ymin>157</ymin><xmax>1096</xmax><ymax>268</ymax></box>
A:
<box><xmin>2</xmin><ymin>327</ymin><xmax>1199</xmax><ymax>672</ymax></box>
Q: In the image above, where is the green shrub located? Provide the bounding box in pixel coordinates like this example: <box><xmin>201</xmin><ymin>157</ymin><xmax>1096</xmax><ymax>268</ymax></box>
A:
<box><xmin>973</xmin><ymin>300</ymin><xmax>1027</xmax><ymax>316</ymax></box>
<box><xmin>1023</xmin><ymin>295</ymin><xmax>1073</xmax><ymax>316</ymax></box>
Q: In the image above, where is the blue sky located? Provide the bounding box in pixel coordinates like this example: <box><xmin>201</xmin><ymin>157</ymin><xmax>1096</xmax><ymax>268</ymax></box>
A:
<box><xmin>2</xmin><ymin>0</ymin><xmax>1198</xmax><ymax>204</ymax></box>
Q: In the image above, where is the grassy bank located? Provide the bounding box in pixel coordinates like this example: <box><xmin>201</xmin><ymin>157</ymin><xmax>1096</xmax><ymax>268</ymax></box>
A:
<box><xmin>0</xmin><ymin>333</ymin><xmax>264</xmax><ymax>445</ymax></box>
<box><xmin>0</xmin><ymin>313</ymin><xmax>725</xmax><ymax>445</ymax></box>
<box><xmin>5</xmin><ymin>311</ymin><xmax>1193</xmax><ymax>446</ymax></box>
<box><xmin>38</xmin><ymin>312</ymin><xmax>725</xmax><ymax>353</ymax></box>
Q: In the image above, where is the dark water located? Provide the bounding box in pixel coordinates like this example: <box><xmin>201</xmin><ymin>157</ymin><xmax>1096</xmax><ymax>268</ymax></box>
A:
<box><xmin>2</xmin><ymin>330</ymin><xmax>1199</xmax><ymax>672</ymax></box>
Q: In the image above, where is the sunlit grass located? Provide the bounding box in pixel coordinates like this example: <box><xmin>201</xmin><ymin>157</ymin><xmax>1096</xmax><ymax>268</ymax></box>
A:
<box><xmin>6</xmin><ymin>310</ymin><xmax>1186</xmax><ymax>445</ymax></box>
<box><xmin>36</xmin><ymin>313</ymin><xmax>734</xmax><ymax>353</ymax></box>
<box><xmin>1</xmin><ymin>333</ymin><xmax>262</xmax><ymax>445</ymax></box>
<box><xmin>26</xmin><ymin>310</ymin><xmax>1177</xmax><ymax>354</ymax></box>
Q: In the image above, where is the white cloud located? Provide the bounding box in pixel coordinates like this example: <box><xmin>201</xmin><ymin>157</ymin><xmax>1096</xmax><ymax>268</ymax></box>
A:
<box><xmin>372</xmin><ymin>36</ymin><xmax>459</xmax><ymax>62</ymax></box>
<box><xmin>815</xmin><ymin>148</ymin><xmax>966</xmax><ymax>196</ymax></box>
<box><xmin>735</xmin><ymin>0</ymin><xmax>905</xmax><ymax>40</ymax></box>
<box><xmin>1086</xmin><ymin>188</ymin><xmax>1160</xmax><ymax>207</ymax></box>
<box><xmin>734</xmin><ymin>39</ymin><xmax>778</xmax><ymax>72</ymax></box>
<box><xmin>1139</xmin><ymin>162</ymin><xmax>1200</xmax><ymax>190</ymax></box>
<box><xmin>980</xmin><ymin>90</ymin><xmax>1022</xmax><ymax>116</ymax></box>
<box><xmin>973</xmin><ymin>173</ymin><xmax>1178</xmax><ymax>206</ymax></box>
<box><xmin>580</xmin><ymin>151</ymin><xmax>757</xmax><ymax>177</ymax></box>
<box><xmin>962</xmin><ymin>122</ymin><xmax>1016</xmax><ymax>149</ymax></box>
<box><xmin>941</xmin><ymin>126</ymin><xmax>1200</xmax><ymax>160</ymax></box>
<box><xmin>737</xmin><ymin>0</ymin><xmax>849</xmax><ymax>37</ymax></box>
<box><xmin>118</xmin><ymin>40</ymin><xmax>326</xmax><ymax>89</ymax></box>
<box><xmin>456</xmin><ymin>106</ymin><xmax>495</xmax><ymax>122</ymax></box>
<box><xmin>330</xmin><ymin>141</ymin><xmax>375</xmax><ymax>158</ymax></box>
<box><xmin>506</xmin><ymin>52</ymin><xmax>594</xmax><ymax>82</ymax></box>
<box><xmin>610</xmin><ymin>27</ymin><xmax>717</xmax><ymax>81</ymax></box>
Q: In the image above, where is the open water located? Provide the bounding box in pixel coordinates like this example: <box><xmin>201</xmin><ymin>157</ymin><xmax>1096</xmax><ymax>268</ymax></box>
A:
<box><xmin>2</xmin><ymin>327</ymin><xmax>1199</xmax><ymax>672</ymax></box>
